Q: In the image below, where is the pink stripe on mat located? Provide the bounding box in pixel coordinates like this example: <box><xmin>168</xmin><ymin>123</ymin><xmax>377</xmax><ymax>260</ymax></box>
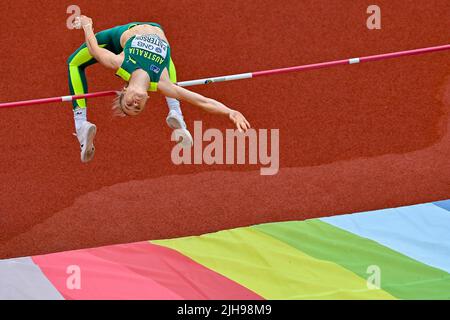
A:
<box><xmin>32</xmin><ymin>242</ymin><xmax>261</xmax><ymax>300</ymax></box>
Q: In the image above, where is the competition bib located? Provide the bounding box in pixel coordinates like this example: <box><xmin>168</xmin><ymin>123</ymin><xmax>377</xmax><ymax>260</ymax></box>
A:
<box><xmin>131</xmin><ymin>34</ymin><xmax>168</xmax><ymax>59</ymax></box>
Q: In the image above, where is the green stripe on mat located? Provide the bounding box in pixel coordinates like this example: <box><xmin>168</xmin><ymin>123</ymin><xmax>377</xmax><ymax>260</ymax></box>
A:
<box><xmin>253</xmin><ymin>220</ymin><xmax>450</xmax><ymax>300</ymax></box>
<box><xmin>152</xmin><ymin>227</ymin><xmax>394</xmax><ymax>300</ymax></box>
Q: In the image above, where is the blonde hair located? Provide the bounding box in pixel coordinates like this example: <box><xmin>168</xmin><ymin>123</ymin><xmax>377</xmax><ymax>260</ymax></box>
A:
<box><xmin>112</xmin><ymin>90</ymin><xmax>127</xmax><ymax>117</ymax></box>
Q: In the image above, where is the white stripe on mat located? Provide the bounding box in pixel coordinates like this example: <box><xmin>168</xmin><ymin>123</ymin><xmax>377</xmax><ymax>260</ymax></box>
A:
<box><xmin>0</xmin><ymin>257</ymin><xmax>64</xmax><ymax>300</ymax></box>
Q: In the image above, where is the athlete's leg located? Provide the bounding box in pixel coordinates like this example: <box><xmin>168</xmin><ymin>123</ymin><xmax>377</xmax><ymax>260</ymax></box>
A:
<box><xmin>67</xmin><ymin>27</ymin><xmax>120</xmax><ymax>162</ymax></box>
<box><xmin>68</xmin><ymin>47</ymin><xmax>95</xmax><ymax>133</ymax></box>
<box><xmin>67</xmin><ymin>27</ymin><xmax>120</xmax><ymax>107</ymax></box>
<box><xmin>67</xmin><ymin>27</ymin><xmax>119</xmax><ymax>128</ymax></box>
<box><xmin>165</xmin><ymin>58</ymin><xmax>193</xmax><ymax>147</ymax></box>
<box><xmin>165</xmin><ymin>58</ymin><xmax>185</xmax><ymax>126</ymax></box>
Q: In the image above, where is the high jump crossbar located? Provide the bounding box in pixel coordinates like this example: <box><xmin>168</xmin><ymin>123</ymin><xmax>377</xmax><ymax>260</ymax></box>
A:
<box><xmin>1</xmin><ymin>43</ymin><xmax>449</xmax><ymax>109</ymax></box>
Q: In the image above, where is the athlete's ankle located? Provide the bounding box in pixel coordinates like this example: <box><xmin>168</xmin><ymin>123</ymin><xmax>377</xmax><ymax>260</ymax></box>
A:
<box><xmin>165</xmin><ymin>97</ymin><xmax>182</xmax><ymax>115</ymax></box>
<box><xmin>74</xmin><ymin>107</ymin><xmax>87</xmax><ymax>133</ymax></box>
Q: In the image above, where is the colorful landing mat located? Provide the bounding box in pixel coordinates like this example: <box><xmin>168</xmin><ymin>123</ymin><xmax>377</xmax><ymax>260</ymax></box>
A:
<box><xmin>1</xmin><ymin>200</ymin><xmax>450</xmax><ymax>300</ymax></box>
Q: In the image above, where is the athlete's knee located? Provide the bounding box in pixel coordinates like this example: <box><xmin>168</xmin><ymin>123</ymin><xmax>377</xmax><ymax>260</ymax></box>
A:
<box><xmin>67</xmin><ymin>52</ymin><xmax>78</xmax><ymax>66</ymax></box>
<box><xmin>67</xmin><ymin>47</ymin><xmax>89</xmax><ymax>67</ymax></box>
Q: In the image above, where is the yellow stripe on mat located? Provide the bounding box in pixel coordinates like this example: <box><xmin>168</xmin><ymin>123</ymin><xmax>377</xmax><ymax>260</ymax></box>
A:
<box><xmin>152</xmin><ymin>228</ymin><xmax>395</xmax><ymax>300</ymax></box>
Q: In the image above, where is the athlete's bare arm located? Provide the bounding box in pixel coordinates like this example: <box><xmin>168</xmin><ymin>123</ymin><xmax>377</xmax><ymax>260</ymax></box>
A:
<box><xmin>76</xmin><ymin>16</ymin><xmax>123</xmax><ymax>69</ymax></box>
<box><xmin>158</xmin><ymin>70</ymin><xmax>251</xmax><ymax>132</ymax></box>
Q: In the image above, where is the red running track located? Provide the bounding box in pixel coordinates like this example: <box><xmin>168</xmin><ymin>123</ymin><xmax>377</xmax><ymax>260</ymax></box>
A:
<box><xmin>0</xmin><ymin>0</ymin><xmax>449</xmax><ymax>258</ymax></box>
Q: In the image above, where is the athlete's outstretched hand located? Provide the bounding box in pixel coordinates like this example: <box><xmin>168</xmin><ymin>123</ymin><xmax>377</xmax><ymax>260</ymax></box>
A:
<box><xmin>229</xmin><ymin>110</ymin><xmax>251</xmax><ymax>133</ymax></box>
<box><xmin>158</xmin><ymin>72</ymin><xmax>252</xmax><ymax>132</ymax></box>
<box><xmin>73</xmin><ymin>15</ymin><xmax>93</xmax><ymax>30</ymax></box>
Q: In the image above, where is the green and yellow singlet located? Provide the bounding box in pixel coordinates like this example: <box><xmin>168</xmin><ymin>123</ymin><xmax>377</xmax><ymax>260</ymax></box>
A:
<box><xmin>116</xmin><ymin>34</ymin><xmax>171</xmax><ymax>92</ymax></box>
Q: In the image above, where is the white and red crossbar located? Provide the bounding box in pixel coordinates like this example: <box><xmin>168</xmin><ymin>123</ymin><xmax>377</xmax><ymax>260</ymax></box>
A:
<box><xmin>0</xmin><ymin>90</ymin><xmax>118</xmax><ymax>109</ymax></box>
<box><xmin>1</xmin><ymin>44</ymin><xmax>449</xmax><ymax>109</ymax></box>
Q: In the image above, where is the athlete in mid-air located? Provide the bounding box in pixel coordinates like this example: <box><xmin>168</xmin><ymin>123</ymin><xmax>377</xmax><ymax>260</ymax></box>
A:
<box><xmin>68</xmin><ymin>15</ymin><xmax>251</xmax><ymax>162</ymax></box>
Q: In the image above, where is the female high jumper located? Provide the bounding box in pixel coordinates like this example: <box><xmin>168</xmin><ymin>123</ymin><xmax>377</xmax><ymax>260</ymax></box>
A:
<box><xmin>68</xmin><ymin>15</ymin><xmax>251</xmax><ymax>162</ymax></box>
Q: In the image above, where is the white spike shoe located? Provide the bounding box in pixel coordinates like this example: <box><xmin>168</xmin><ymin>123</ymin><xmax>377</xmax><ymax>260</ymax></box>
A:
<box><xmin>166</xmin><ymin>111</ymin><xmax>193</xmax><ymax>148</ymax></box>
<box><xmin>76</xmin><ymin>121</ymin><xmax>97</xmax><ymax>163</ymax></box>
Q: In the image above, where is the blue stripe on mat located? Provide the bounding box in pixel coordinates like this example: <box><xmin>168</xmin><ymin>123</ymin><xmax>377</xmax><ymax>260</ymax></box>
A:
<box><xmin>321</xmin><ymin>203</ymin><xmax>450</xmax><ymax>274</ymax></box>
<box><xmin>434</xmin><ymin>200</ymin><xmax>450</xmax><ymax>212</ymax></box>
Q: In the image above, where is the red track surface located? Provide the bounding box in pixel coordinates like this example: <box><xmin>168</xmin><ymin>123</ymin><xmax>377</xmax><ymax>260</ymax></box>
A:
<box><xmin>0</xmin><ymin>1</ymin><xmax>449</xmax><ymax>259</ymax></box>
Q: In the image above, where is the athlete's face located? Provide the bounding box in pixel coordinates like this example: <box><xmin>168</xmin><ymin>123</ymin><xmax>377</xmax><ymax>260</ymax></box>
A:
<box><xmin>121</xmin><ymin>87</ymin><xmax>149</xmax><ymax>116</ymax></box>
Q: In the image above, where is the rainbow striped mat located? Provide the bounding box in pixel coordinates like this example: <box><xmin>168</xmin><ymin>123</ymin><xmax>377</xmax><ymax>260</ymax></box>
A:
<box><xmin>1</xmin><ymin>200</ymin><xmax>449</xmax><ymax>300</ymax></box>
